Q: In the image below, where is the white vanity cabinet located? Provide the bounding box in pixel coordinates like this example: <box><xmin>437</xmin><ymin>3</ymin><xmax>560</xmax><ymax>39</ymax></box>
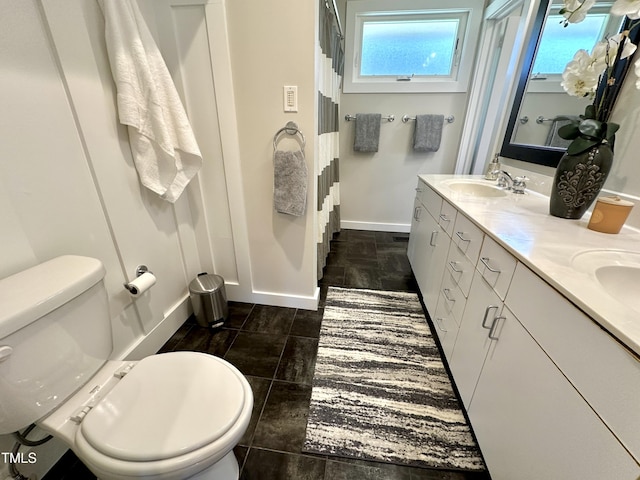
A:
<box><xmin>469</xmin><ymin>303</ymin><xmax>640</xmax><ymax>480</ymax></box>
<box><xmin>408</xmin><ymin>176</ymin><xmax>640</xmax><ymax>479</ymax></box>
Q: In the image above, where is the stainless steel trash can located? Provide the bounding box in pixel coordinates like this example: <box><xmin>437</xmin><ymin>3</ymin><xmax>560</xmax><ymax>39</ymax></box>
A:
<box><xmin>188</xmin><ymin>273</ymin><xmax>228</xmax><ymax>328</ymax></box>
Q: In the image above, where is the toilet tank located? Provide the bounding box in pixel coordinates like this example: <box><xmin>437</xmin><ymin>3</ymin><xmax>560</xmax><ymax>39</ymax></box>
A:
<box><xmin>0</xmin><ymin>255</ymin><xmax>113</xmax><ymax>434</ymax></box>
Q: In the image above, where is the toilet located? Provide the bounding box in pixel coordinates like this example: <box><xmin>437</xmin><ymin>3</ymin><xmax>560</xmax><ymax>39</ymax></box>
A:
<box><xmin>0</xmin><ymin>255</ymin><xmax>253</xmax><ymax>480</ymax></box>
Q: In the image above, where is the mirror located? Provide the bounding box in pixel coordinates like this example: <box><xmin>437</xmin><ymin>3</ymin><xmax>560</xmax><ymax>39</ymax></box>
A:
<box><xmin>500</xmin><ymin>0</ymin><xmax>640</xmax><ymax>167</ymax></box>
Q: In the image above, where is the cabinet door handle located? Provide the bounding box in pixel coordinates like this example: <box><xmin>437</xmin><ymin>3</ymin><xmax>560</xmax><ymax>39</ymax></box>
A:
<box><xmin>489</xmin><ymin>315</ymin><xmax>504</xmax><ymax>340</ymax></box>
<box><xmin>456</xmin><ymin>231</ymin><xmax>471</xmax><ymax>242</ymax></box>
<box><xmin>430</xmin><ymin>231</ymin><xmax>438</xmax><ymax>246</ymax></box>
<box><xmin>414</xmin><ymin>206</ymin><xmax>422</xmax><ymax>221</ymax></box>
<box><xmin>448</xmin><ymin>260</ymin><xmax>463</xmax><ymax>273</ymax></box>
<box><xmin>482</xmin><ymin>305</ymin><xmax>499</xmax><ymax>329</ymax></box>
<box><xmin>439</xmin><ymin>213</ymin><xmax>451</xmax><ymax>223</ymax></box>
<box><xmin>435</xmin><ymin>317</ymin><xmax>448</xmax><ymax>332</ymax></box>
<box><xmin>443</xmin><ymin>288</ymin><xmax>455</xmax><ymax>302</ymax></box>
<box><xmin>480</xmin><ymin>257</ymin><xmax>501</xmax><ymax>273</ymax></box>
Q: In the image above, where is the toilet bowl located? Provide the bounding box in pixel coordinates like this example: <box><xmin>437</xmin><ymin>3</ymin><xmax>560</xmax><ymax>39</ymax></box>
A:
<box><xmin>0</xmin><ymin>256</ymin><xmax>253</xmax><ymax>479</ymax></box>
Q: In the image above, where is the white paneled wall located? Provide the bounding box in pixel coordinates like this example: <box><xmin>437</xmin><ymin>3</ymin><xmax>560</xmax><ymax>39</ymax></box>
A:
<box><xmin>224</xmin><ymin>0</ymin><xmax>319</xmax><ymax>307</ymax></box>
<box><xmin>40</xmin><ymin>0</ymin><xmax>194</xmax><ymax>351</ymax></box>
<box><xmin>0</xmin><ymin>1</ymin><xmax>229</xmax><ymax>477</ymax></box>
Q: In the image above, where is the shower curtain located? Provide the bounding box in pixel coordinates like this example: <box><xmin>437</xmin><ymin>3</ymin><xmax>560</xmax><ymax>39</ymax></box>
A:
<box><xmin>317</xmin><ymin>0</ymin><xmax>344</xmax><ymax>279</ymax></box>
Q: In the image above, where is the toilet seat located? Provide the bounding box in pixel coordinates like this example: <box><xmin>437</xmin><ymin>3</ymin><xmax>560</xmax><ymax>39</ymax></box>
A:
<box><xmin>80</xmin><ymin>351</ymin><xmax>246</xmax><ymax>462</ymax></box>
<box><xmin>71</xmin><ymin>352</ymin><xmax>253</xmax><ymax>479</ymax></box>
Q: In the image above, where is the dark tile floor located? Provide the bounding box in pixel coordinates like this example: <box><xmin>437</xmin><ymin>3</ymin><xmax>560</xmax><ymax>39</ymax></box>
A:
<box><xmin>43</xmin><ymin>230</ymin><xmax>490</xmax><ymax>480</ymax></box>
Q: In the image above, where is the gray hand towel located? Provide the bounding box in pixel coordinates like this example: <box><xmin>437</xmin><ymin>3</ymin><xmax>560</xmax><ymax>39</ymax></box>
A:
<box><xmin>274</xmin><ymin>149</ymin><xmax>308</xmax><ymax>216</ymax></box>
<box><xmin>413</xmin><ymin>114</ymin><xmax>444</xmax><ymax>152</ymax></box>
<box><xmin>353</xmin><ymin>113</ymin><xmax>382</xmax><ymax>152</ymax></box>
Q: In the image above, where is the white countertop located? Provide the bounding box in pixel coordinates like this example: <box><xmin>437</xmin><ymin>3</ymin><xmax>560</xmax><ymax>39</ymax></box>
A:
<box><xmin>420</xmin><ymin>174</ymin><xmax>640</xmax><ymax>356</ymax></box>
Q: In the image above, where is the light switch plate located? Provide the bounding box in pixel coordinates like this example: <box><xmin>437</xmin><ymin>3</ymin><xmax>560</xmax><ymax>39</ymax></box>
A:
<box><xmin>284</xmin><ymin>86</ymin><xmax>298</xmax><ymax>112</ymax></box>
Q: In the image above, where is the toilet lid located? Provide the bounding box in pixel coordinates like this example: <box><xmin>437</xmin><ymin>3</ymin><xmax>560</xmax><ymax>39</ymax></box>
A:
<box><xmin>79</xmin><ymin>352</ymin><xmax>247</xmax><ymax>462</ymax></box>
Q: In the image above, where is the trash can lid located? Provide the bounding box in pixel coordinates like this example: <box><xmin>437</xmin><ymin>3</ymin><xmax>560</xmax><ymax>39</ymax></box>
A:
<box><xmin>189</xmin><ymin>273</ymin><xmax>224</xmax><ymax>294</ymax></box>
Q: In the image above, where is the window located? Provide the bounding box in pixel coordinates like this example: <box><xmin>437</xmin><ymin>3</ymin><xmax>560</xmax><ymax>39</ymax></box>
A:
<box><xmin>343</xmin><ymin>0</ymin><xmax>484</xmax><ymax>93</ymax></box>
<box><xmin>360</xmin><ymin>16</ymin><xmax>463</xmax><ymax>77</ymax></box>
<box><xmin>526</xmin><ymin>4</ymin><xmax>623</xmax><ymax>93</ymax></box>
<box><xmin>532</xmin><ymin>14</ymin><xmax>610</xmax><ymax>75</ymax></box>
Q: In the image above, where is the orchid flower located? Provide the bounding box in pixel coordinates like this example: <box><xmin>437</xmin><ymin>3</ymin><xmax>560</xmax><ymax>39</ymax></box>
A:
<box><xmin>592</xmin><ymin>33</ymin><xmax>638</xmax><ymax>68</ymax></box>
<box><xmin>560</xmin><ymin>0</ymin><xmax>596</xmax><ymax>26</ymax></box>
<box><xmin>611</xmin><ymin>0</ymin><xmax>640</xmax><ymax>20</ymax></box>
<box><xmin>610</xmin><ymin>0</ymin><xmax>640</xmax><ymax>86</ymax></box>
<box><xmin>561</xmin><ymin>50</ymin><xmax>601</xmax><ymax>97</ymax></box>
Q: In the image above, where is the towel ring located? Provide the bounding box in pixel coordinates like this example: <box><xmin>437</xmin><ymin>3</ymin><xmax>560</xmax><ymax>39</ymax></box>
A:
<box><xmin>273</xmin><ymin>121</ymin><xmax>306</xmax><ymax>151</ymax></box>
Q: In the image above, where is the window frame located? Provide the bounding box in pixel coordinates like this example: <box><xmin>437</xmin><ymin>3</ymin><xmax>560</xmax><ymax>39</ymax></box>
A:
<box><xmin>343</xmin><ymin>0</ymin><xmax>485</xmax><ymax>94</ymax></box>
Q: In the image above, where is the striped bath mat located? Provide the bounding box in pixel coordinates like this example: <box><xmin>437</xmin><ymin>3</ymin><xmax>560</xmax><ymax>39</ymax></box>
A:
<box><xmin>303</xmin><ymin>287</ymin><xmax>485</xmax><ymax>471</ymax></box>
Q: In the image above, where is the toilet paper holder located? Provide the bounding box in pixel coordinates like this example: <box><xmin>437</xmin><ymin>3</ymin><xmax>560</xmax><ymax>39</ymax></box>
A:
<box><xmin>123</xmin><ymin>265</ymin><xmax>154</xmax><ymax>294</ymax></box>
<box><xmin>135</xmin><ymin>265</ymin><xmax>152</xmax><ymax>277</ymax></box>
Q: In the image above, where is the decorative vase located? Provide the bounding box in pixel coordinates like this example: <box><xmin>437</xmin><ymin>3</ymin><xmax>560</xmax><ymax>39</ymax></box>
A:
<box><xmin>549</xmin><ymin>142</ymin><xmax>613</xmax><ymax>219</ymax></box>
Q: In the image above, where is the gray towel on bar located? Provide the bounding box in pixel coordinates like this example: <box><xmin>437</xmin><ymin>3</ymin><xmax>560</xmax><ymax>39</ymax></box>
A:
<box><xmin>413</xmin><ymin>114</ymin><xmax>444</xmax><ymax>152</ymax></box>
<box><xmin>353</xmin><ymin>113</ymin><xmax>382</xmax><ymax>152</ymax></box>
<box><xmin>545</xmin><ymin>118</ymin><xmax>573</xmax><ymax>148</ymax></box>
<box><xmin>274</xmin><ymin>149</ymin><xmax>307</xmax><ymax>216</ymax></box>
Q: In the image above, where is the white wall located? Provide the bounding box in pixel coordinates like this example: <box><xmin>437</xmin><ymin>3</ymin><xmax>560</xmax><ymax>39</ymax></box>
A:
<box><xmin>339</xmin><ymin>93</ymin><xmax>468</xmax><ymax>232</ymax></box>
<box><xmin>602</xmin><ymin>65</ymin><xmax>640</xmax><ymax>198</ymax></box>
<box><xmin>225</xmin><ymin>0</ymin><xmax>319</xmax><ymax>305</ymax></box>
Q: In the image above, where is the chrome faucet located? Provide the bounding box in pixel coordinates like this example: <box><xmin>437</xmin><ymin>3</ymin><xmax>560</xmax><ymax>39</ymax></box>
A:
<box><xmin>497</xmin><ymin>170</ymin><xmax>513</xmax><ymax>190</ymax></box>
<box><xmin>497</xmin><ymin>170</ymin><xmax>528</xmax><ymax>193</ymax></box>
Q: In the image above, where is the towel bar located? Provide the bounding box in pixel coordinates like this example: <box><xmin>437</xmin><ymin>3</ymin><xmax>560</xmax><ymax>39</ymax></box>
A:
<box><xmin>402</xmin><ymin>115</ymin><xmax>455</xmax><ymax>124</ymax></box>
<box><xmin>536</xmin><ymin>116</ymin><xmax>555</xmax><ymax>124</ymax></box>
<box><xmin>273</xmin><ymin>121</ymin><xmax>306</xmax><ymax>151</ymax></box>
<box><xmin>345</xmin><ymin>114</ymin><xmax>395</xmax><ymax>122</ymax></box>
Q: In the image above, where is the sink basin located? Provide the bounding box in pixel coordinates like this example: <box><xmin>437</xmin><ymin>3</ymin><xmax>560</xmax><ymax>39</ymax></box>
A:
<box><xmin>444</xmin><ymin>180</ymin><xmax>507</xmax><ymax>197</ymax></box>
<box><xmin>572</xmin><ymin>250</ymin><xmax>640</xmax><ymax>314</ymax></box>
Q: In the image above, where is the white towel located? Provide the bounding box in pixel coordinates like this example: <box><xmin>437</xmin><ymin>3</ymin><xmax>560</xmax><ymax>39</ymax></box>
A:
<box><xmin>101</xmin><ymin>0</ymin><xmax>202</xmax><ymax>203</ymax></box>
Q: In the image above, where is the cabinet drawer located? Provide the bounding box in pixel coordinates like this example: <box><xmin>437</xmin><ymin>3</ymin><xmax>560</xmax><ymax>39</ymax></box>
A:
<box><xmin>438</xmin><ymin>199</ymin><xmax>457</xmax><ymax>237</ymax></box>
<box><xmin>507</xmin><ymin>263</ymin><xmax>640</xmax><ymax>462</ymax></box>
<box><xmin>433</xmin><ymin>295</ymin><xmax>459</xmax><ymax>361</ymax></box>
<box><xmin>422</xmin><ymin>183</ymin><xmax>443</xmax><ymax>219</ymax></box>
<box><xmin>415</xmin><ymin>180</ymin><xmax>428</xmax><ymax>205</ymax></box>
<box><xmin>446</xmin><ymin>245</ymin><xmax>474</xmax><ymax>297</ymax></box>
<box><xmin>477</xmin><ymin>235</ymin><xmax>517</xmax><ymax>301</ymax></box>
<box><xmin>452</xmin><ymin>213</ymin><xmax>484</xmax><ymax>264</ymax></box>
<box><xmin>440</xmin><ymin>270</ymin><xmax>466</xmax><ymax>325</ymax></box>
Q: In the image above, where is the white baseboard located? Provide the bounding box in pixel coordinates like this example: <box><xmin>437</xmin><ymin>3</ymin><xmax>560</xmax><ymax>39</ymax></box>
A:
<box><xmin>121</xmin><ymin>283</ymin><xmax>321</xmax><ymax>363</ymax></box>
<box><xmin>341</xmin><ymin>220</ymin><xmax>411</xmax><ymax>233</ymax></box>
<box><xmin>228</xmin><ymin>285</ymin><xmax>320</xmax><ymax>311</ymax></box>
